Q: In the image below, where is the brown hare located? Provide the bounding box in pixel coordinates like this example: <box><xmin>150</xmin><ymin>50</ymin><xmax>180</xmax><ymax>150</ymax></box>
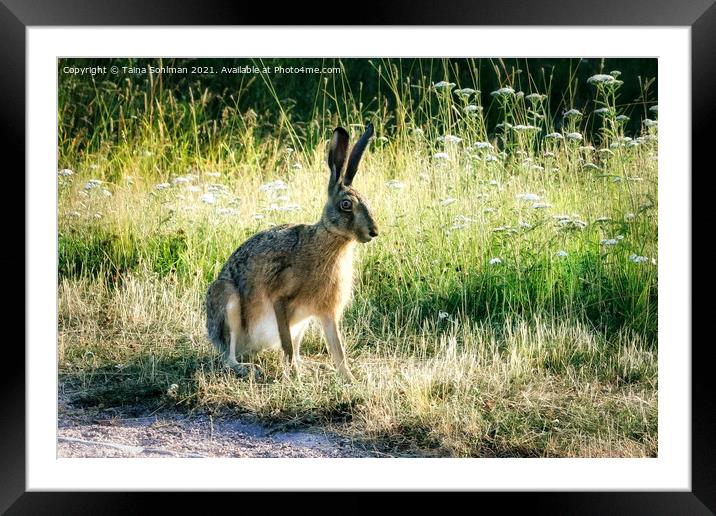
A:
<box><xmin>206</xmin><ymin>124</ymin><xmax>378</xmax><ymax>382</ymax></box>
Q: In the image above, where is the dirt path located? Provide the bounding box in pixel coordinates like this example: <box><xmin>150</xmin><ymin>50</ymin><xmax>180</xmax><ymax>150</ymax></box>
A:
<box><xmin>58</xmin><ymin>395</ymin><xmax>382</xmax><ymax>458</ymax></box>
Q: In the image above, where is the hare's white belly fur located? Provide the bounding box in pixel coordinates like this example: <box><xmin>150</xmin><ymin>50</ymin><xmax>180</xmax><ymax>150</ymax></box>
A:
<box><xmin>245</xmin><ymin>302</ymin><xmax>312</xmax><ymax>352</ymax></box>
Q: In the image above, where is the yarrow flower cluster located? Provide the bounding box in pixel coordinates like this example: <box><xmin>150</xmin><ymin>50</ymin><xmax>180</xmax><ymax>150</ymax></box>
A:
<box><xmin>260</xmin><ymin>180</ymin><xmax>288</xmax><ymax>192</ymax></box>
<box><xmin>490</xmin><ymin>87</ymin><xmax>516</xmax><ymax>97</ymax></box>
<box><xmin>629</xmin><ymin>254</ymin><xmax>649</xmax><ymax>264</ymax></box>
<box><xmin>437</xmin><ymin>135</ymin><xmax>462</xmax><ymax>144</ymax></box>
<box><xmin>433</xmin><ymin>81</ymin><xmax>456</xmax><ymax>90</ymax></box>
<box><xmin>516</xmin><ymin>193</ymin><xmax>541</xmax><ymax>202</ymax></box>
<box><xmin>587</xmin><ymin>74</ymin><xmax>620</xmax><ymax>85</ymax></box>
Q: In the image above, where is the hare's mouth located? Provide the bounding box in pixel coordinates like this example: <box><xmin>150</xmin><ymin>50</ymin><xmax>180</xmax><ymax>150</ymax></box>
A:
<box><xmin>358</xmin><ymin>231</ymin><xmax>378</xmax><ymax>243</ymax></box>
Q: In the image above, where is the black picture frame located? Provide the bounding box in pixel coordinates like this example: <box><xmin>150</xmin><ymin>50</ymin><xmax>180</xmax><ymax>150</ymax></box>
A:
<box><xmin>3</xmin><ymin>1</ymin><xmax>708</xmax><ymax>513</ymax></box>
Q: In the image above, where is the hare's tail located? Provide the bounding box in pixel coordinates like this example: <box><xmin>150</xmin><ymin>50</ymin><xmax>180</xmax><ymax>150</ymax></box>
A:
<box><xmin>205</xmin><ymin>279</ymin><xmax>240</xmax><ymax>356</ymax></box>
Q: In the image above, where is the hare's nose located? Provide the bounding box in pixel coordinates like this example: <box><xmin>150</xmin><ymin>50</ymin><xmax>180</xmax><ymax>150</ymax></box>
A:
<box><xmin>369</xmin><ymin>227</ymin><xmax>379</xmax><ymax>238</ymax></box>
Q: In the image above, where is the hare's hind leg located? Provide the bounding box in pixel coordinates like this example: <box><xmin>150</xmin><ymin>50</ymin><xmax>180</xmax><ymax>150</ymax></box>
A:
<box><xmin>206</xmin><ymin>280</ymin><xmax>257</xmax><ymax>378</ymax></box>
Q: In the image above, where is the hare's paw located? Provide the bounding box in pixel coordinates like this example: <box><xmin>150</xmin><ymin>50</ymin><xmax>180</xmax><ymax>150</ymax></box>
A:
<box><xmin>337</xmin><ymin>366</ymin><xmax>356</xmax><ymax>384</ymax></box>
<box><xmin>228</xmin><ymin>361</ymin><xmax>263</xmax><ymax>380</ymax></box>
<box><xmin>300</xmin><ymin>358</ymin><xmax>330</xmax><ymax>372</ymax></box>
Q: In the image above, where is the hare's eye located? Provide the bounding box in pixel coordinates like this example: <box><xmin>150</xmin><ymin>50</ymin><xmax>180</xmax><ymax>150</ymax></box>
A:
<box><xmin>340</xmin><ymin>199</ymin><xmax>353</xmax><ymax>211</ymax></box>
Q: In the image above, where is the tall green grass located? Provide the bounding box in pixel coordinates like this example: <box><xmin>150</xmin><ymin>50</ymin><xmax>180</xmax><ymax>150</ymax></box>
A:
<box><xmin>57</xmin><ymin>58</ymin><xmax>658</xmax><ymax>457</ymax></box>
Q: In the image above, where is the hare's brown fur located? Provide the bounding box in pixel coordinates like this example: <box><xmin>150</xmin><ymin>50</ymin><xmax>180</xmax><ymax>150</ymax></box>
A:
<box><xmin>206</xmin><ymin>125</ymin><xmax>377</xmax><ymax>380</ymax></box>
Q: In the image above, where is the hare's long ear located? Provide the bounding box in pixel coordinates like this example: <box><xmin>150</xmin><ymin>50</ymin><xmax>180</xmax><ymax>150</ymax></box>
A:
<box><xmin>327</xmin><ymin>127</ymin><xmax>350</xmax><ymax>192</ymax></box>
<box><xmin>343</xmin><ymin>123</ymin><xmax>374</xmax><ymax>187</ymax></box>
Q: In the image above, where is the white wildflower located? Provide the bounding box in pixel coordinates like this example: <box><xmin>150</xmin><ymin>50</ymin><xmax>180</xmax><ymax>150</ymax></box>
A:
<box><xmin>516</xmin><ymin>193</ymin><xmax>541</xmax><ymax>202</ymax></box>
<box><xmin>260</xmin><ymin>180</ymin><xmax>288</xmax><ymax>192</ymax></box>
<box><xmin>489</xmin><ymin>257</ymin><xmax>503</xmax><ymax>265</ymax></box>
<box><xmin>172</xmin><ymin>176</ymin><xmax>191</xmax><ymax>184</ymax></box>
<box><xmin>58</xmin><ymin>168</ymin><xmax>74</xmax><ymax>177</ymax></box>
<box><xmin>454</xmin><ymin>88</ymin><xmax>476</xmax><ymax>97</ymax></box>
<box><xmin>386</xmin><ymin>179</ymin><xmax>406</xmax><ymax>189</ymax></box>
<box><xmin>555</xmin><ymin>250</ymin><xmax>568</xmax><ymax>258</ymax></box>
<box><xmin>616</xmin><ymin>115</ymin><xmax>630</xmax><ymax>122</ymax></box>
<box><xmin>484</xmin><ymin>154</ymin><xmax>499</xmax><ymax>162</ymax></box>
<box><xmin>587</xmin><ymin>74</ymin><xmax>618</xmax><ymax>85</ymax></box>
<box><xmin>201</xmin><ymin>193</ymin><xmax>217</xmax><ymax>205</ymax></box>
<box><xmin>649</xmin><ymin>105</ymin><xmax>658</xmax><ymax>113</ymax></box>
<box><xmin>69</xmin><ymin>211</ymin><xmax>81</xmax><ymax>217</ymax></box>
<box><xmin>84</xmin><ymin>179</ymin><xmax>102</xmax><ymax>190</ymax></box>
<box><xmin>464</xmin><ymin>105</ymin><xmax>482</xmax><ymax>113</ymax></box>
<box><xmin>433</xmin><ymin>81</ymin><xmax>456</xmax><ymax>90</ymax></box>
<box><xmin>491</xmin><ymin>87</ymin><xmax>515</xmax><ymax>97</ymax></box>
<box><xmin>438</xmin><ymin>311</ymin><xmax>450</xmax><ymax>320</ymax></box>
<box><xmin>526</xmin><ymin>93</ymin><xmax>546</xmax><ymax>102</ymax></box>
<box><xmin>563</xmin><ymin>109</ymin><xmax>582</xmax><ymax>118</ymax></box>
<box><xmin>545</xmin><ymin>132</ymin><xmax>564</xmax><ymax>140</ymax></box>
<box><xmin>625</xmin><ymin>213</ymin><xmax>635</xmax><ymax>221</ymax></box>
<box><xmin>533</xmin><ymin>202</ymin><xmax>553</xmax><ymax>209</ymax></box>
<box><xmin>292</xmin><ymin>162</ymin><xmax>303</xmax><ymax>170</ymax></box>
<box><xmin>208</xmin><ymin>184</ymin><xmax>228</xmax><ymax>193</ymax></box>
<box><xmin>644</xmin><ymin>119</ymin><xmax>658</xmax><ymax>128</ymax></box>
<box><xmin>154</xmin><ymin>182</ymin><xmax>171</xmax><ymax>190</ymax></box>
<box><xmin>433</xmin><ymin>152</ymin><xmax>450</xmax><ymax>160</ymax></box>
<box><xmin>205</xmin><ymin>171</ymin><xmax>221</xmax><ymax>178</ymax></box>
<box><xmin>594</xmin><ymin>107</ymin><xmax>612</xmax><ymax>115</ymax></box>
<box><xmin>512</xmin><ymin>124</ymin><xmax>540</xmax><ymax>132</ymax></box>
<box><xmin>437</xmin><ymin>135</ymin><xmax>462</xmax><ymax>144</ymax></box>
<box><xmin>629</xmin><ymin>254</ymin><xmax>649</xmax><ymax>264</ymax></box>
<box><xmin>566</xmin><ymin>132</ymin><xmax>583</xmax><ymax>141</ymax></box>
<box><xmin>601</xmin><ymin>238</ymin><xmax>619</xmax><ymax>246</ymax></box>
<box><xmin>474</xmin><ymin>141</ymin><xmax>494</xmax><ymax>150</ymax></box>
<box><xmin>440</xmin><ymin>197</ymin><xmax>457</xmax><ymax>206</ymax></box>
<box><xmin>102</xmin><ymin>189</ymin><xmax>112</xmax><ymax>197</ymax></box>
<box><xmin>216</xmin><ymin>207</ymin><xmax>237</xmax><ymax>215</ymax></box>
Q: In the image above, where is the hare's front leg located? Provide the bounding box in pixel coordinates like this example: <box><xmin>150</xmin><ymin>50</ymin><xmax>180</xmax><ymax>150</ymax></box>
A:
<box><xmin>273</xmin><ymin>300</ymin><xmax>299</xmax><ymax>376</ymax></box>
<box><xmin>319</xmin><ymin>314</ymin><xmax>355</xmax><ymax>382</ymax></box>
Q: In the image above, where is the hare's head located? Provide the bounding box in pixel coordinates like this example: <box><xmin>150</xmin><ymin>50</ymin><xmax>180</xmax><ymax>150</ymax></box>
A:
<box><xmin>321</xmin><ymin>124</ymin><xmax>379</xmax><ymax>243</ymax></box>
